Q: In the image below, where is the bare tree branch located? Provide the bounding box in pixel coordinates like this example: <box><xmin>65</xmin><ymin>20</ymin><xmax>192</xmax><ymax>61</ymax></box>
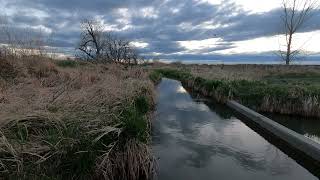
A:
<box><xmin>280</xmin><ymin>0</ymin><xmax>318</xmax><ymax>65</ymax></box>
<box><xmin>77</xmin><ymin>19</ymin><xmax>141</xmax><ymax>65</ymax></box>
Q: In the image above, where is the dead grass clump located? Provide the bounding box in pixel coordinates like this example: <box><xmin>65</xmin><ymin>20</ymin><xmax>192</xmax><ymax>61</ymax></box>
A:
<box><xmin>0</xmin><ymin>58</ymin><xmax>18</xmax><ymax>81</ymax></box>
<box><xmin>0</xmin><ymin>115</ymin><xmax>64</xmax><ymax>176</ymax></box>
<box><xmin>97</xmin><ymin>139</ymin><xmax>156</xmax><ymax>180</ymax></box>
<box><xmin>0</xmin><ymin>57</ymin><xmax>156</xmax><ymax>179</ymax></box>
<box><xmin>259</xmin><ymin>94</ymin><xmax>320</xmax><ymax>117</ymax></box>
<box><xmin>0</xmin><ymin>96</ymin><xmax>154</xmax><ymax>179</ymax></box>
<box><xmin>0</xmin><ymin>97</ymin><xmax>154</xmax><ymax>179</ymax></box>
<box><xmin>39</xmin><ymin>71</ymin><xmax>71</xmax><ymax>88</ymax></box>
<box><xmin>23</xmin><ymin>57</ymin><xmax>58</xmax><ymax>79</ymax></box>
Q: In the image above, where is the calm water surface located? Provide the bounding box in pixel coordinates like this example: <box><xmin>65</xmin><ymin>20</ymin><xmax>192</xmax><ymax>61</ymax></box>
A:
<box><xmin>152</xmin><ymin>78</ymin><xmax>317</xmax><ymax>180</ymax></box>
<box><xmin>265</xmin><ymin>113</ymin><xmax>320</xmax><ymax>144</ymax></box>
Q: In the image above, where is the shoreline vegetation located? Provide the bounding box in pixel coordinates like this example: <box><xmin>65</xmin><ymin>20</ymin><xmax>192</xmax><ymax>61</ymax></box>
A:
<box><xmin>149</xmin><ymin>63</ymin><xmax>320</xmax><ymax>118</ymax></box>
<box><xmin>0</xmin><ymin>57</ymin><xmax>156</xmax><ymax>179</ymax></box>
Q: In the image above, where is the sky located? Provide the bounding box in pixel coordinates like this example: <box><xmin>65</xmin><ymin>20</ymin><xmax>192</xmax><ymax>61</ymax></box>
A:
<box><xmin>0</xmin><ymin>0</ymin><xmax>320</xmax><ymax>63</ymax></box>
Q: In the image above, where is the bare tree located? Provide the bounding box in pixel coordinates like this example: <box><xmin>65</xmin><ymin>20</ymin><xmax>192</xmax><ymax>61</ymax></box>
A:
<box><xmin>280</xmin><ymin>0</ymin><xmax>318</xmax><ymax>65</ymax></box>
<box><xmin>105</xmin><ymin>35</ymin><xmax>137</xmax><ymax>64</ymax></box>
<box><xmin>77</xmin><ymin>19</ymin><xmax>140</xmax><ymax>65</ymax></box>
<box><xmin>78</xmin><ymin>19</ymin><xmax>107</xmax><ymax>61</ymax></box>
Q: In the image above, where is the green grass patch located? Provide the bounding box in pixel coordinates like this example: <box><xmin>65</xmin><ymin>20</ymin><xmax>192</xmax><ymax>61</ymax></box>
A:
<box><xmin>55</xmin><ymin>60</ymin><xmax>79</xmax><ymax>68</ymax></box>
<box><xmin>149</xmin><ymin>70</ymin><xmax>162</xmax><ymax>83</ymax></box>
<box><xmin>263</xmin><ymin>72</ymin><xmax>320</xmax><ymax>87</ymax></box>
<box><xmin>121</xmin><ymin>96</ymin><xmax>150</xmax><ymax>142</ymax></box>
<box><xmin>150</xmin><ymin>69</ymin><xmax>192</xmax><ymax>82</ymax></box>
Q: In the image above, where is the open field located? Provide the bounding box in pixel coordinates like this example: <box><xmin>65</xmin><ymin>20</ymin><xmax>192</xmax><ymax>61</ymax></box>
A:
<box><xmin>0</xmin><ymin>57</ymin><xmax>156</xmax><ymax>179</ymax></box>
<box><xmin>149</xmin><ymin>63</ymin><xmax>320</xmax><ymax>118</ymax></box>
<box><xmin>148</xmin><ymin>62</ymin><xmax>320</xmax><ymax>81</ymax></box>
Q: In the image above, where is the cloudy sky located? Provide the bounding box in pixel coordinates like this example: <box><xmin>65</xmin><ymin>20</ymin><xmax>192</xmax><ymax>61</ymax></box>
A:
<box><xmin>1</xmin><ymin>0</ymin><xmax>320</xmax><ymax>63</ymax></box>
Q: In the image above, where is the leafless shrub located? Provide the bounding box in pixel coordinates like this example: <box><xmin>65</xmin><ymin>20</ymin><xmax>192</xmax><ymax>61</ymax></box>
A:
<box><xmin>0</xmin><ymin>14</ymin><xmax>52</xmax><ymax>59</ymax></box>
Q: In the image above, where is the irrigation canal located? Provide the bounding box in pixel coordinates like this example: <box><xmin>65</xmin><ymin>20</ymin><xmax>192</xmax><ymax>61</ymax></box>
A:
<box><xmin>152</xmin><ymin>78</ymin><xmax>320</xmax><ymax>180</ymax></box>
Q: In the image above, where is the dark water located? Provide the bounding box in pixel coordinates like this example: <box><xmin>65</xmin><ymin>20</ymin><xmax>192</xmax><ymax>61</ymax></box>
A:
<box><xmin>264</xmin><ymin>113</ymin><xmax>320</xmax><ymax>144</ymax></box>
<box><xmin>152</xmin><ymin>78</ymin><xmax>317</xmax><ymax>180</ymax></box>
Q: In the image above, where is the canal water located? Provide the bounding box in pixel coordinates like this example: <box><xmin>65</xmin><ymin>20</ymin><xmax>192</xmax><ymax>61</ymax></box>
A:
<box><xmin>265</xmin><ymin>113</ymin><xmax>320</xmax><ymax>144</ymax></box>
<box><xmin>152</xmin><ymin>78</ymin><xmax>318</xmax><ymax>180</ymax></box>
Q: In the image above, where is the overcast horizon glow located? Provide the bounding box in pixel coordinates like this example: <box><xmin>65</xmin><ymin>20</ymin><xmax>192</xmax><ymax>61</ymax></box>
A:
<box><xmin>0</xmin><ymin>0</ymin><xmax>319</xmax><ymax>63</ymax></box>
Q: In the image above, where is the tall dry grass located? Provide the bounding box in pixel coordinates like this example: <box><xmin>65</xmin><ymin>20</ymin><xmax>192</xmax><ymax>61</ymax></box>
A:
<box><xmin>0</xmin><ymin>57</ymin><xmax>156</xmax><ymax>179</ymax></box>
<box><xmin>150</xmin><ymin>62</ymin><xmax>320</xmax><ymax>80</ymax></box>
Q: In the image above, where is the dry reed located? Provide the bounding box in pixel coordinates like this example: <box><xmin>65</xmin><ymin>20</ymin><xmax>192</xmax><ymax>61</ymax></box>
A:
<box><xmin>0</xmin><ymin>56</ymin><xmax>156</xmax><ymax>179</ymax></box>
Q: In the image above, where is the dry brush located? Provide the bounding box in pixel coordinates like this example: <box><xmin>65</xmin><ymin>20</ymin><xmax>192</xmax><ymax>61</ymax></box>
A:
<box><xmin>0</xmin><ymin>57</ymin><xmax>156</xmax><ymax>179</ymax></box>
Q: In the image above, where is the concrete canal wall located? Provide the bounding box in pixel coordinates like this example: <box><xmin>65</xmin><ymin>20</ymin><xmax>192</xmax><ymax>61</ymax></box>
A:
<box><xmin>227</xmin><ymin>100</ymin><xmax>320</xmax><ymax>163</ymax></box>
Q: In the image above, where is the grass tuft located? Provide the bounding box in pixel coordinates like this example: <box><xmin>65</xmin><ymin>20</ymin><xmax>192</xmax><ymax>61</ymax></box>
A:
<box><xmin>120</xmin><ymin>96</ymin><xmax>151</xmax><ymax>142</ymax></box>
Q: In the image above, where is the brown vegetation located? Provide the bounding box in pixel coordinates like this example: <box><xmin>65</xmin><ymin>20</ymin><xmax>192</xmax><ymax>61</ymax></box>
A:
<box><xmin>0</xmin><ymin>56</ymin><xmax>156</xmax><ymax>179</ymax></box>
<box><xmin>149</xmin><ymin>62</ymin><xmax>320</xmax><ymax>80</ymax></box>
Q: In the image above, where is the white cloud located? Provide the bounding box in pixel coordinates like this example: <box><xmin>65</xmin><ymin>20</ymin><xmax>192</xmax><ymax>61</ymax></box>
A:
<box><xmin>217</xmin><ymin>30</ymin><xmax>320</xmax><ymax>54</ymax></box>
<box><xmin>178</xmin><ymin>38</ymin><xmax>221</xmax><ymax>50</ymax></box>
<box><xmin>116</xmin><ymin>8</ymin><xmax>131</xmax><ymax>25</ymax></box>
<box><xmin>30</xmin><ymin>25</ymin><xmax>52</xmax><ymax>34</ymax></box>
<box><xmin>233</xmin><ymin>0</ymin><xmax>281</xmax><ymax>13</ymax></box>
<box><xmin>140</xmin><ymin>7</ymin><xmax>158</xmax><ymax>18</ymax></box>
<box><xmin>131</xmin><ymin>41</ymin><xmax>149</xmax><ymax>48</ymax></box>
<box><xmin>203</xmin><ymin>0</ymin><xmax>281</xmax><ymax>13</ymax></box>
<box><xmin>1</xmin><ymin>0</ymin><xmax>319</xmax><ymax>61</ymax></box>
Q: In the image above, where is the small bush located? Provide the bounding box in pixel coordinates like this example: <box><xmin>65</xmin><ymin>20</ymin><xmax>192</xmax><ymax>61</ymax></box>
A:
<box><xmin>135</xmin><ymin>96</ymin><xmax>150</xmax><ymax>114</ymax></box>
<box><xmin>149</xmin><ymin>71</ymin><xmax>162</xmax><ymax>83</ymax></box>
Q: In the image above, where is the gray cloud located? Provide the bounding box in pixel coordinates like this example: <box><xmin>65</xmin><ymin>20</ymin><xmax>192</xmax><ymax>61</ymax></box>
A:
<box><xmin>1</xmin><ymin>0</ymin><xmax>320</xmax><ymax>59</ymax></box>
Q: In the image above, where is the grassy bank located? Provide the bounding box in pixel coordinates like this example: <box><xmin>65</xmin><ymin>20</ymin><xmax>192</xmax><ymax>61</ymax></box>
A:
<box><xmin>148</xmin><ymin>62</ymin><xmax>320</xmax><ymax>81</ymax></box>
<box><xmin>0</xmin><ymin>57</ymin><xmax>156</xmax><ymax>179</ymax></box>
<box><xmin>151</xmin><ymin>68</ymin><xmax>320</xmax><ymax>118</ymax></box>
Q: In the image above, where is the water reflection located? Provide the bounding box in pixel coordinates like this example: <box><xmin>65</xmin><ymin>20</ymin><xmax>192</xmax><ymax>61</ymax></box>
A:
<box><xmin>152</xmin><ymin>78</ymin><xmax>316</xmax><ymax>180</ymax></box>
<box><xmin>264</xmin><ymin>113</ymin><xmax>320</xmax><ymax>144</ymax></box>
